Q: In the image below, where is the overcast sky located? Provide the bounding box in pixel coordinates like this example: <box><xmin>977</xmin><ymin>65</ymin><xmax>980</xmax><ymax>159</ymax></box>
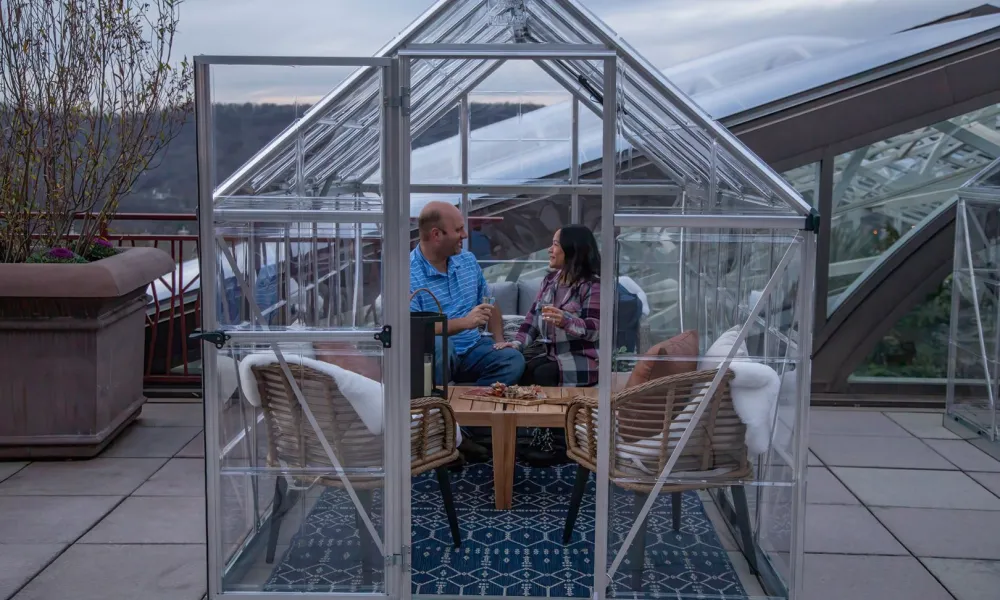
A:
<box><xmin>175</xmin><ymin>0</ymin><xmax>996</xmax><ymax>103</ymax></box>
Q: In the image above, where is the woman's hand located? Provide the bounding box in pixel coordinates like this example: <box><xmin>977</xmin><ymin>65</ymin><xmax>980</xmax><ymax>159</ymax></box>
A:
<box><xmin>494</xmin><ymin>341</ymin><xmax>520</xmax><ymax>351</ymax></box>
<box><xmin>540</xmin><ymin>305</ymin><xmax>567</xmax><ymax>328</ymax></box>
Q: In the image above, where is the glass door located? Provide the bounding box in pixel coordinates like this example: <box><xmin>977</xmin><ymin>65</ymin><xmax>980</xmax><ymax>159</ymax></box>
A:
<box><xmin>194</xmin><ymin>55</ymin><xmax>409</xmax><ymax>599</ymax></box>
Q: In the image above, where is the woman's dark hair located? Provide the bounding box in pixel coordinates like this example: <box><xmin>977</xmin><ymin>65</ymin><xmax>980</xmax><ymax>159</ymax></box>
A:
<box><xmin>557</xmin><ymin>225</ymin><xmax>601</xmax><ymax>284</ymax></box>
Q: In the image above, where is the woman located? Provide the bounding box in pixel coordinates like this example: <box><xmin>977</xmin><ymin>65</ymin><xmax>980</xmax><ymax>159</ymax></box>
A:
<box><xmin>495</xmin><ymin>225</ymin><xmax>601</xmax><ymax>465</ymax></box>
<box><xmin>496</xmin><ymin>225</ymin><xmax>601</xmax><ymax>386</ymax></box>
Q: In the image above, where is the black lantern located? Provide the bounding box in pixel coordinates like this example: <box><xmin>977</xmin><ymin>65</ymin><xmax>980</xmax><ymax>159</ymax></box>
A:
<box><xmin>410</xmin><ymin>288</ymin><xmax>449</xmax><ymax>399</ymax></box>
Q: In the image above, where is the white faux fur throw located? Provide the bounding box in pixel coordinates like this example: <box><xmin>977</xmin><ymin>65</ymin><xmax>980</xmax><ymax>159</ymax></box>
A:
<box><xmin>727</xmin><ymin>361</ymin><xmax>780</xmax><ymax>456</ymax></box>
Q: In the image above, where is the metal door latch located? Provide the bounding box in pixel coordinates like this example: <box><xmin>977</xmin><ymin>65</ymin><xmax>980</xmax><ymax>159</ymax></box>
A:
<box><xmin>190</xmin><ymin>330</ymin><xmax>231</xmax><ymax>349</ymax></box>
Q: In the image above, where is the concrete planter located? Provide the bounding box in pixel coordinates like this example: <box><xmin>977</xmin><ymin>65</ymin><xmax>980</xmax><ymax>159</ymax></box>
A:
<box><xmin>0</xmin><ymin>247</ymin><xmax>175</xmax><ymax>459</ymax></box>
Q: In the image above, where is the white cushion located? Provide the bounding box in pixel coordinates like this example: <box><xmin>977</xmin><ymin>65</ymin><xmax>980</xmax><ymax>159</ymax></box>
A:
<box><xmin>699</xmin><ymin>325</ymin><xmax>749</xmax><ymax>371</ymax></box>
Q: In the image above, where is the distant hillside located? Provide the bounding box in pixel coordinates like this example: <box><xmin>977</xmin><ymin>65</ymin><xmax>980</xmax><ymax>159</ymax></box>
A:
<box><xmin>121</xmin><ymin>102</ymin><xmax>540</xmax><ymax>231</ymax></box>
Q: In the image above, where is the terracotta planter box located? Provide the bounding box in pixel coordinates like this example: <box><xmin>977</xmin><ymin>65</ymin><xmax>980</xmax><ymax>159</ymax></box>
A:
<box><xmin>0</xmin><ymin>247</ymin><xmax>175</xmax><ymax>459</ymax></box>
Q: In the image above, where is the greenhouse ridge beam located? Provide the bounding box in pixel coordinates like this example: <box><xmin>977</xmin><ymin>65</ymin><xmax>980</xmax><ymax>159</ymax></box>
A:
<box><xmin>398</xmin><ymin>42</ymin><xmax>615</xmax><ymax>59</ymax></box>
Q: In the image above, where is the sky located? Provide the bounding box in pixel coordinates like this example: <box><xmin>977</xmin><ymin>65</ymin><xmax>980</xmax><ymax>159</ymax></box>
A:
<box><xmin>173</xmin><ymin>0</ymin><xmax>996</xmax><ymax>103</ymax></box>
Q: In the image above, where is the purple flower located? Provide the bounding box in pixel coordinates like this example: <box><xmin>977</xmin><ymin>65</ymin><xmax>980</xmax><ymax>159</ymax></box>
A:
<box><xmin>47</xmin><ymin>247</ymin><xmax>75</xmax><ymax>259</ymax></box>
<box><xmin>95</xmin><ymin>237</ymin><xmax>113</xmax><ymax>247</ymax></box>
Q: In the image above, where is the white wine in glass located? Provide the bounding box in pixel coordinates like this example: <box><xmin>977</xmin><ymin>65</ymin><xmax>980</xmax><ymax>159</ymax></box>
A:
<box><xmin>480</xmin><ymin>295</ymin><xmax>496</xmax><ymax>337</ymax></box>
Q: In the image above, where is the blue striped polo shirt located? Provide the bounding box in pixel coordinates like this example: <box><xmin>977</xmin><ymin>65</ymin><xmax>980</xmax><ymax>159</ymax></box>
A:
<box><xmin>410</xmin><ymin>245</ymin><xmax>489</xmax><ymax>356</ymax></box>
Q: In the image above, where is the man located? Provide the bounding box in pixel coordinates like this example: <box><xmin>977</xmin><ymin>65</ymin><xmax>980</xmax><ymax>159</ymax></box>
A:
<box><xmin>410</xmin><ymin>200</ymin><xmax>524</xmax><ymax>388</ymax></box>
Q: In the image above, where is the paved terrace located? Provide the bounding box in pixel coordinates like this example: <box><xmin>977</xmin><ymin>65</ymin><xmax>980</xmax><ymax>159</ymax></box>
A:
<box><xmin>1</xmin><ymin>403</ymin><xmax>999</xmax><ymax>600</ymax></box>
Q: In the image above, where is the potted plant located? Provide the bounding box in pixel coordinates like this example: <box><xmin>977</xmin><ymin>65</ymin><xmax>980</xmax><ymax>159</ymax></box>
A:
<box><xmin>0</xmin><ymin>0</ymin><xmax>192</xmax><ymax>458</ymax></box>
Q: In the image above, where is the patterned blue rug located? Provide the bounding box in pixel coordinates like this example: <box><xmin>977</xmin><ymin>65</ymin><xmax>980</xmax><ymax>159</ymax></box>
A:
<box><xmin>265</xmin><ymin>462</ymin><xmax>747</xmax><ymax>597</ymax></box>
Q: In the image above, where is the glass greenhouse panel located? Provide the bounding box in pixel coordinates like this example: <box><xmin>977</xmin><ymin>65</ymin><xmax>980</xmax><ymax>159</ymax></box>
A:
<box><xmin>948</xmin><ymin>177</ymin><xmax>1000</xmax><ymax>443</ymax></box>
<box><xmin>210</xmin><ymin>340</ymin><xmax>389</xmax><ymax>594</ymax></box>
<box><xmin>211</xmin><ymin>220</ymin><xmax>382</xmax><ymax>331</ymax></box>
<box><xmin>593</xmin><ymin>227</ymin><xmax>806</xmax><ymax>598</ymax></box>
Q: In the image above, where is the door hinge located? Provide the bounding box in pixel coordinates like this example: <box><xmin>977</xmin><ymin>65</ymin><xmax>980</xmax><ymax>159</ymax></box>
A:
<box><xmin>374</xmin><ymin>325</ymin><xmax>392</xmax><ymax>348</ymax></box>
<box><xmin>385</xmin><ymin>545</ymin><xmax>411</xmax><ymax>572</ymax></box>
<box><xmin>385</xmin><ymin>88</ymin><xmax>411</xmax><ymax>116</ymax></box>
<box><xmin>190</xmin><ymin>329</ymin><xmax>231</xmax><ymax>349</ymax></box>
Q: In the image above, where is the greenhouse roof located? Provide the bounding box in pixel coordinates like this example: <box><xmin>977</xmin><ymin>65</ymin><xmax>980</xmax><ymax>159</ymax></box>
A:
<box><xmin>213</xmin><ymin>0</ymin><xmax>811</xmax><ymax>220</ymax></box>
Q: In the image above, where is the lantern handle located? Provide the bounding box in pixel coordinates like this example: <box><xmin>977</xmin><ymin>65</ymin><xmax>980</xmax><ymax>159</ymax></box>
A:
<box><xmin>410</xmin><ymin>287</ymin><xmax>444</xmax><ymax>314</ymax></box>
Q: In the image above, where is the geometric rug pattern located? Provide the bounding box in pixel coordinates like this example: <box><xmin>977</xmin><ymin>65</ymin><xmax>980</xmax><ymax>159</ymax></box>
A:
<box><xmin>265</xmin><ymin>461</ymin><xmax>747</xmax><ymax>597</ymax></box>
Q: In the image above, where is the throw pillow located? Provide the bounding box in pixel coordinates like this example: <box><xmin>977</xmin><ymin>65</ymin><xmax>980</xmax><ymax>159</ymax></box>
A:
<box><xmin>624</xmin><ymin>329</ymin><xmax>699</xmax><ymax>389</ymax></box>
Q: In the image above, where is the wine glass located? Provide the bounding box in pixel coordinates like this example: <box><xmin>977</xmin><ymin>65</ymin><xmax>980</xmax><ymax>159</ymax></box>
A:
<box><xmin>480</xmin><ymin>295</ymin><xmax>496</xmax><ymax>337</ymax></box>
<box><xmin>537</xmin><ymin>302</ymin><xmax>553</xmax><ymax>344</ymax></box>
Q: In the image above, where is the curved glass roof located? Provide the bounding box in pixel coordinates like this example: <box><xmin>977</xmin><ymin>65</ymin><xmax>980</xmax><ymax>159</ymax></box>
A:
<box><xmin>390</xmin><ymin>12</ymin><xmax>1000</xmax><ymax>217</ymax></box>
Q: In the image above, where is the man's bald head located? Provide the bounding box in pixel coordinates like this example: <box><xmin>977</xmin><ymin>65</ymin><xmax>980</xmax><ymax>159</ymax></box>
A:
<box><xmin>418</xmin><ymin>200</ymin><xmax>467</xmax><ymax>259</ymax></box>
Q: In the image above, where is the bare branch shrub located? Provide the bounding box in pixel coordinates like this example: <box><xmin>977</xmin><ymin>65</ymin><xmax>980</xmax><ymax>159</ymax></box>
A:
<box><xmin>0</xmin><ymin>0</ymin><xmax>192</xmax><ymax>263</ymax></box>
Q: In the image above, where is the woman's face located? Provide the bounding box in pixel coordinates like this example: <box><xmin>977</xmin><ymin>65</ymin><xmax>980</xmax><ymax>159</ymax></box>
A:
<box><xmin>548</xmin><ymin>230</ymin><xmax>565</xmax><ymax>269</ymax></box>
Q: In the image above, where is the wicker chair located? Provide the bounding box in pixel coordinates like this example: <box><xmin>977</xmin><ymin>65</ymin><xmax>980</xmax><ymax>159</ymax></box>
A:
<box><xmin>563</xmin><ymin>368</ymin><xmax>757</xmax><ymax>588</ymax></box>
<box><xmin>249</xmin><ymin>362</ymin><xmax>462</xmax><ymax>582</ymax></box>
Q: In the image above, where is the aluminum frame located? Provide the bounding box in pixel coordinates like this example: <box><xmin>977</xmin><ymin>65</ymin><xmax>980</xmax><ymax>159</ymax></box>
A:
<box><xmin>195</xmin><ymin>56</ymin><xmax>408</xmax><ymax>600</ymax></box>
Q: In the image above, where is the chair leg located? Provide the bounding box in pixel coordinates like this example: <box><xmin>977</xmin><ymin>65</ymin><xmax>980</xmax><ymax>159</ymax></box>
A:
<box><xmin>671</xmin><ymin>491</ymin><xmax>683</xmax><ymax>532</ymax></box>
<box><xmin>435</xmin><ymin>466</ymin><xmax>462</xmax><ymax>548</ymax></box>
<box><xmin>562</xmin><ymin>465</ymin><xmax>590</xmax><ymax>544</ymax></box>
<box><xmin>629</xmin><ymin>491</ymin><xmax>650</xmax><ymax>590</ymax></box>
<box><xmin>730</xmin><ymin>485</ymin><xmax>759</xmax><ymax>576</ymax></box>
<box><xmin>355</xmin><ymin>489</ymin><xmax>375</xmax><ymax>587</ymax></box>
<box><xmin>265</xmin><ymin>476</ymin><xmax>288</xmax><ymax>564</ymax></box>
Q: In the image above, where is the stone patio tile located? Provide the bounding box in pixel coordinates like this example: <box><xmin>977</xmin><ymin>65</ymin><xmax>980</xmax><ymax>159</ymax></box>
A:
<box><xmin>176</xmin><ymin>432</ymin><xmax>205</xmax><ymax>458</ymax></box>
<box><xmin>805</xmin><ymin>504</ymin><xmax>907</xmax><ymax>555</ymax></box>
<box><xmin>803</xmin><ymin>554</ymin><xmax>952</xmax><ymax>600</ymax></box>
<box><xmin>873</xmin><ymin>508</ymin><xmax>1000</xmax><ymax>559</ymax></box>
<box><xmin>101</xmin><ymin>425</ymin><xmax>202</xmax><ymax>458</ymax></box>
<box><xmin>807</xmin><ymin>451</ymin><xmax>821</xmax><ymax>466</ymax></box>
<box><xmin>970</xmin><ymin>472</ymin><xmax>1000</xmax><ymax>497</ymax></box>
<box><xmin>832</xmin><ymin>467</ymin><xmax>1000</xmax><ymax>510</ymax></box>
<box><xmin>136</xmin><ymin>403</ymin><xmax>204</xmax><ymax>427</ymax></box>
<box><xmin>807</xmin><ymin>467</ymin><xmax>859</xmax><ymax>504</ymax></box>
<box><xmin>884</xmin><ymin>411</ymin><xmax>962</xmax><ymax>439</ymax></box>
<box><xmin>0</xmin><ymin>462</ymin><xmax>28</xmax><ymax>483</ymax></box>
<box><xmin>79</xmin><ymin>497</ymin><xmax>205</xmax><ymax>544</ymax></box>
<box><xmin>11</xmin><ymin>544</ymin><xmax>205</xmax><ymax>600</ymax></box>
<box><xmin>0</xmin><ymin>544</ymin><xmax>64</xmax><ymax>600</ymax></box>
<box><xmin>920</xmin><ymin>558</ymin><xmax>1000</xmax><ymax>600</ymax></box>
<box><xmin>134</xmin><ymin>459</ymin><xmax>205</xmax><ymax>497</ymax></box>
<box><xmin>809</xmin><ymin>434</ymin><xmax>954</xmax><ymax>469</ymax></box>
<box><xmin>923</xmin><ymin>439</ymin><xmax>1000</xmax><ymax>472</ymax></box>
<box><xmin>0</xmin><ymin>496</ymin><xmax>121</xmax><ymax>543</ymax></box>
<box><xmin>809</xmin><ymin>410</ymin><xmax>911</xmax><ymax>437</ymax></box>
<box><xmin>0</xmin><ymin>458</ymin><xmax>166</xmax><ymax>496</ymax></box>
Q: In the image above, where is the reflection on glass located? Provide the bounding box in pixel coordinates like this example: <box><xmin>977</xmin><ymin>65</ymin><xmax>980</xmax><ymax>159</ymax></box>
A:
<box><xmin>828</xmin><ymin>104</ymin><xmax>1000</xmax><ymax>312</ymax></box>
<box><xmin>852</xmin><ymin>280</ymin><xmax>951</xmax><ymax>380</ymax></box>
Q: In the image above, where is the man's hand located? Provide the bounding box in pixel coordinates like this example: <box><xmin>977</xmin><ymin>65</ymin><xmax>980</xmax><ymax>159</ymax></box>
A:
<box><xmin>461</xmin><ymin>304</ymin><xmax>492</xmax><ymax>330</ymax></box>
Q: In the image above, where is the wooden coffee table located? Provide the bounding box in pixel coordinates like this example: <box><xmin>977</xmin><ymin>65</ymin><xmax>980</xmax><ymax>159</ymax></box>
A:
<box><xmin>448</xmin><ymin>378</ymin><xmax>626</xmax><ymax>510</ymax></box>
<box><xmin>448</xmin><ymin>386</ymin><xmax>569</xmax><ymax>510</ymax></box>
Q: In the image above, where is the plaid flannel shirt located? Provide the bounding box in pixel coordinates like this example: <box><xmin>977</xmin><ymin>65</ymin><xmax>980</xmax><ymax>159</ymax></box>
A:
<box><xmin>515</xmin><ymin>270</ymin><xmax>601</xmax><ymax>386</ymax></box>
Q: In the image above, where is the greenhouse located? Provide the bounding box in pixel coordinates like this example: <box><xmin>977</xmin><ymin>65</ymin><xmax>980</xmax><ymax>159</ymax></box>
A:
<box><xmin>193</xmin><ymin>1</ymin><xmax>815</xmax><ymax>599</ymax></box>
<box><xmin>947</xmin><ymin>156</ymin><xmax>1000</xmax><ymax>460</ymax></box>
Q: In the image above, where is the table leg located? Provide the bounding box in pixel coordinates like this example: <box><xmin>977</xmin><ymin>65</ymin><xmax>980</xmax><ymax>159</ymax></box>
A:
<box><xmin>491</xmin><ymin>411</ymin><xmax>517</xmax><ymax>510</ymax></box>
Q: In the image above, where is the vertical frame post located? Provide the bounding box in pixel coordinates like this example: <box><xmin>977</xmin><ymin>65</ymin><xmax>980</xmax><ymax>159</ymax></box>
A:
<box><xmin>593</xmin><ymin>54</ymin><xmax>617</xmax><ymax>599</ymax></box>
<box><xmin>570</xmin><ymin>98</ymin><xmax>581</xmax><ymax>224</ymax></box>
<box><xmin>789</xmin><ymin>231</ymin><xmax>816</xmax><ymax>600</ymax></box>
<box><xmin>396</xmin><ymin>56</ymin><xmax>414</xmax><ymax>598</ymax></box>
<box><xmin>194</xmin><ymin>58</ymin><xmax>223</xmax><ymax>599</ymax></box>
<box><xmin>947</xmin><ymin>200</ymin><xmax>964</xmax><ymax>421</ymax></box>
<box><xmin>460</xmin><ymin>95</ymin><xmax>471</xmax><ymax>251</ymax></box>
